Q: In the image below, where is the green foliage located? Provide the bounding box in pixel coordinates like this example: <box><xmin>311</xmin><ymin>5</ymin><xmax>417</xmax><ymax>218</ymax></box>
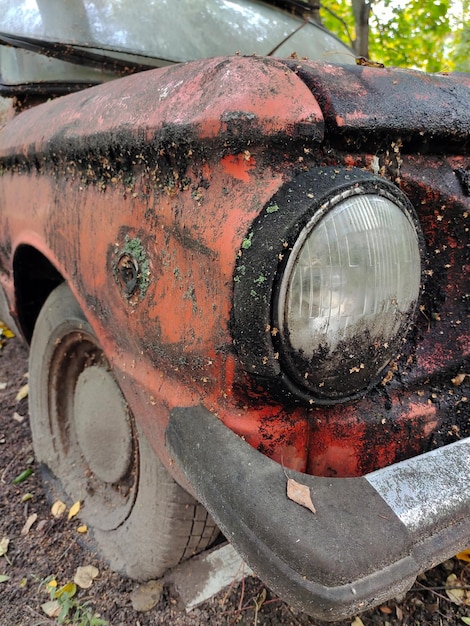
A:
<box><xmin>321</xmin><ymin>0</ymin><xmax>356</xmax><ymax>49</ymax></box>
<box><xmin>319</xmin><ymin>0</ymin><xmax>470</xmax><ymax>72</ymax></box>
<box><xmin>369</xmin><ymin>0</ymin><xmax>452</xmax><ymax>72</ymax></box>
<box><xmin>452</xmin><ymin>1</ymin><xmax>470</xmax><ymax>71</ymax></box>
<box><xmin>37</xmin><ymin>576</ymin><xmax>108</xmax><ymax>626</ymax></box>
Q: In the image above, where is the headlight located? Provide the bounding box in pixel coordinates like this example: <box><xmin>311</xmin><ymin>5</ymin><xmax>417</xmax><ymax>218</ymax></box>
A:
<box><xmin>276</xmin><ymin>190</ymin><xmax>421</xmax><ymax>400</ymax></box>
<box><xmin>232</xmin><ymin>167</ymin><xmax>424</xmax><ymax>404</ymax></box>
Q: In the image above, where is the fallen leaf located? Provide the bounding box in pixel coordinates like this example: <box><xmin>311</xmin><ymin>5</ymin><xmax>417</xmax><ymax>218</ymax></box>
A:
<box><xmin>0</xmin><ymin>322</ymin><xmax>14</xmax><ymax>338</ymax></box>
<box><xmin>253</xmin><ymin>587</ymin><xmax>267</xmax><ymax>611</ymax></box>
<box><xmin>74</xmin><ymin>565</ymin><xmax>99</xmax><ymax>589</ymax></box>
<box><xmin>41</xmin><ymin>600</ymin><xmax>61</xmax><ymax>618</ymax></box>
<box><xmin>55</xmin><ymin>582</ymin><xmax>77</xmax><ymax>599</ymax></box>
<box><xmin>12</xmin><ymin>468</ymin><xmax>33</xmax><ymax>484</ymax></box>
<box><xmin>51</xmin><ymin>500</ymin><xmax>67</xmax><ymax>518</ymax></box>
<box><xmin>77</xmin><ymin>525</ymin><xmax>88</xmax><ymax>534</ymax></box>
<box><xmin>21</xmin><ymin>513</ymin><xmax>38</xmax><ymax>536</ymax></box>
<box><xmin>0</xmin><ymin>574</ymin><xmax>10</xmax><ymax>583</ymax></box>
<box><xmin>286</xmin><ymin>477</ymin><xmax>316</xmax><ymax>514</ymax></box>
<box><xmin>21</xmin><ymin>493</ymin><xmax>33</xmax><ymax>503</ymax></box>
<box><xmin>130</xmin><ymin>580</ymin><xmax>163</xmax><ymax>612</ymax></box>
<box><xmin>351</xmin><ymin>618</ymin><xmax>365</xmax><ymax>626</ymax></box>
<box><xmin>15</xmin><ymin>383</ymin><xmax>29</xmax><ymax>401</ymax></box>
<box><xmin>0</xmin><ymin>537</ymin><xmax>10</xmax><ymax>557</ymax></box>
<box><xmin>68</xmin><ymin>500</ymin><xmax>81</xmax><ymax>520</ymax></box>
<box><xmin>461</xmin><ymin>617</ymin><xmax>470</xmax><ymax>625</ymax></box>
<box><xmin>12</xmin><ymin>412</ymin><xmax>25</xmax><ymax>423</ymax></box>
<box><xmin>457</xmin><ymin>549</ymin><xmax>470</xmax><ymax>562</ymax></box>
<box><xmin>446</xmin><ymin>573</ymin><xmax>470</xmax><ymax>605</ymax></box>
<box><xmin>0</xmin><ymin>382</ymin><xmax>7</xmax><ymax>390</ymax></box>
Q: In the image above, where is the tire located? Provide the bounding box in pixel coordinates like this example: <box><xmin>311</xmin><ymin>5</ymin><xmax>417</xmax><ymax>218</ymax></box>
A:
<box><xmin>29</xmin><ymin>282</ymin><xmax>218</xmax><ymax>580</ymax></box>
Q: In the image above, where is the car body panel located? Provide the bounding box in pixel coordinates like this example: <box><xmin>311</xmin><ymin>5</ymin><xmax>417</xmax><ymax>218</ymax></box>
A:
<box><xmin>0</xmin><ymin>56</ymin><xmax>325</xmax><ymax>478</ymax></box>
<box><xmin>0</xmin><ymin>56</ymin><xmax>469</xmax><ymax>480</ymax></box>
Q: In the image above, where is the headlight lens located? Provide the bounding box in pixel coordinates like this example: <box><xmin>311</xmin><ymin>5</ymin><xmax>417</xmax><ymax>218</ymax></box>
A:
<box><xmin>277</xmin><ymin>190</ymin><xmax>421</xmax><ymax>399</ymax></box>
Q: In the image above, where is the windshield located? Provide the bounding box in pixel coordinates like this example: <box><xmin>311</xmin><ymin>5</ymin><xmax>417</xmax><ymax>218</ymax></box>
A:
<box><xmin>0</xmin><ymin>0</ymin><xmax>353</xmax><ymax>88</ymax></box>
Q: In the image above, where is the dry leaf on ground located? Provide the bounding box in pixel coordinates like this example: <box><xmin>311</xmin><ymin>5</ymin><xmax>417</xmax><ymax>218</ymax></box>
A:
<box><xmin>55</xmin><ymin>582</ymin><xmax>77</xmax><ymax>599</ymax></box>
<box><xmin>51</xmin><ymin>500</ymin><xmax>67</xmax><ymax>518</ymax></box>
<box><xmin>130</xmin><ymin>580</ymin><xmax>163</xmax><ymax>612</ymax></box>
<box><xmin>446</xmin><ymin>573</ymin><xmax>470</xmax><ymax>605</ymax></box>
<box><xmin>0</xmin><ymin>537</ymin><xmax>10</xmax><ymax>557</ymax></box>
<box><xmin>286</xmin><ymin>477</ymin><xmax>316</xmax><ymax>513</ymax></box>
<box><xmin>0</xmin><ymin>322</ymin><xmax>14</xmax><ymax>339</ymax></box>
<box><xmin>41</xmin><ymin>600</ymin><xmax>61</xmax><ymax>618</ymax></box>
<box><xmin>15</xmin><ymin>383</ymin><xmax>29</xmax><ymax>401</ymax></box>
<box><xmin>74</xmin><ymin>565</ymin><xmax>99</xmax><ymax>589</ymax></box>
<box><xmin>21</xmin><ymin>513</ymin><xmax>37</xmax><ymax>536</ymax></box>
<box><xmin>457</xmin><ymin>549</ymin><xmax>470</xmax><ymax>563</ymax></box>
<box><xmin>68</xmin><ymin>500</ymin><xmax>81</xmax><ymax>520</ymax></box>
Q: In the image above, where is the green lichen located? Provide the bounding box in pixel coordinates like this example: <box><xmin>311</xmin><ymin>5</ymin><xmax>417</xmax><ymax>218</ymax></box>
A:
<box><xmin>266</xmin><ymin>204</ymin><xmax>279</xmax><ymax>214</ymax></box>
<box><xmin>121</xmin><ymin>235</ymin><xmax>150</xmax><ymax>299</ymax></box>
<box><xmin>242</xmin><ymin>232</ymin><xmax>253</xmax><ymax>249</ymax></box>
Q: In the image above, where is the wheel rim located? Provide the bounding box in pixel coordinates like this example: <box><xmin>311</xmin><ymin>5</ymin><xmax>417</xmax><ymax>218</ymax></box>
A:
<box><xmin>74</xmin><ymin>365</ymin><xmax>133</xmax><ymax>485</ymax></box>
<box><xmin>47</xmin><ymin>327</ymin><xmax>138</xmax><ymax>531</ymax></box>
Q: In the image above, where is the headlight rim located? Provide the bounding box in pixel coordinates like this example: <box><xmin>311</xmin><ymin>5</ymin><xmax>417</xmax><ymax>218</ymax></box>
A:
<box><xmin>231</xmin><ymin>166</ymin><xmax>425</xmax><ymax>406</ymax></box>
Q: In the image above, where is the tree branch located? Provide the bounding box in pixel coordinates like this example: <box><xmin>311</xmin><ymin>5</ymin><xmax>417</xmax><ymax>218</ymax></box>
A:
<box><xmin>319</xmin><ymin>2</ymin><xmax>355</xmax><ymax>48</ymax></box>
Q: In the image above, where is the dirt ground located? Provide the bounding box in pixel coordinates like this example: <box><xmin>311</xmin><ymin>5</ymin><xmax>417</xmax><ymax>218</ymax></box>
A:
<box><xmin>1</xmin><ymin>334</ymin><xmax>469</xmax><ymax>626</ymax></box>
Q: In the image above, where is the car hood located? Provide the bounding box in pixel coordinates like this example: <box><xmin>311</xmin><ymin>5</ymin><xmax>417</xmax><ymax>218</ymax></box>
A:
<box><xmin>280</xmin><ymin>59</ymin><xmax>470</xmax><ymax>152</ymax></box>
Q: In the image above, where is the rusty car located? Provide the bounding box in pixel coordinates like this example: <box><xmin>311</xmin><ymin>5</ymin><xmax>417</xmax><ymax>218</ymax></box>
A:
<box><xmin>0</xmin><ymin>0</ymin><xmax>469</xmax><ymax>620</ymax></box>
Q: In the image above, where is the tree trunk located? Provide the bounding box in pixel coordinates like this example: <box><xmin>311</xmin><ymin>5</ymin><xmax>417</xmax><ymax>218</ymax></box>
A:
<box><xmin>351</xmin><ymin>0</ymin><xmax>371</xmax><ymax>58</ymax></box>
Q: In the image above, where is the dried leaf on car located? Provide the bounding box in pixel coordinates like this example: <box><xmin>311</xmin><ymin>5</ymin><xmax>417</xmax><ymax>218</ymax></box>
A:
<box><xmin>286</xmin><ymin>477</ymin><xmax>316</xmax><ymax>514</ymax></box>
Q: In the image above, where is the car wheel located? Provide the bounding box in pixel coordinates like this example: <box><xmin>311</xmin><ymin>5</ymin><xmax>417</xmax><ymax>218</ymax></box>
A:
<box><xmin>29</xmin><ymin>282</ymin><xmax>219</xmax><ymax>579</ymax></box>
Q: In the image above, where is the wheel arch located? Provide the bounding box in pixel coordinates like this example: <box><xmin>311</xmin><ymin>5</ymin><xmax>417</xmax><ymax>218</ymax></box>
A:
<box><xmin>13</xmin><ymin>244</ymin><xmax>64</xmax><ymax>343</ymax></box>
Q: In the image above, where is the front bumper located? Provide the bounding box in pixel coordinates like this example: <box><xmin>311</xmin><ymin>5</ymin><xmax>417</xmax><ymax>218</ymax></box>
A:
<box><xmin>166</xmin><ymin>406</ymin><xmax>470</xmax><ymax>621</ymax></box>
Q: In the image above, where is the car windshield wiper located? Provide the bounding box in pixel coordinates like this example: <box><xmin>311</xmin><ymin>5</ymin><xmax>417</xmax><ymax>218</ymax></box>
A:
<box><xmin>0</xmin><ymin>31</ymin><xmax>174</xmax><ymax>75</ymax></box>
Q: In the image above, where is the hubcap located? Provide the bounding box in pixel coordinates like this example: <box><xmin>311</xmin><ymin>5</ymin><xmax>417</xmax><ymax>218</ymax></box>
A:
<box><xmin>74</xmin><ymin>365</ymin><xmax>132</xmax><ymax>484</ymax></box>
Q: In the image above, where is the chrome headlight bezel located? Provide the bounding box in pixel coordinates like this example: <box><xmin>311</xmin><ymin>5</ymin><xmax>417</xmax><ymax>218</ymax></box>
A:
<box><xmin>231</xmin><ymin>167</ymin><xmax>425</xmax><ymax>405</ymax></box>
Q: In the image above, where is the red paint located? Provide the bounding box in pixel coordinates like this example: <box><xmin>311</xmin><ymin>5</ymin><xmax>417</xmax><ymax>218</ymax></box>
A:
<box><xmin>0</xmin><ymin>56</ymin><xmax>468</xmax><ymax>483</ymax></box>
